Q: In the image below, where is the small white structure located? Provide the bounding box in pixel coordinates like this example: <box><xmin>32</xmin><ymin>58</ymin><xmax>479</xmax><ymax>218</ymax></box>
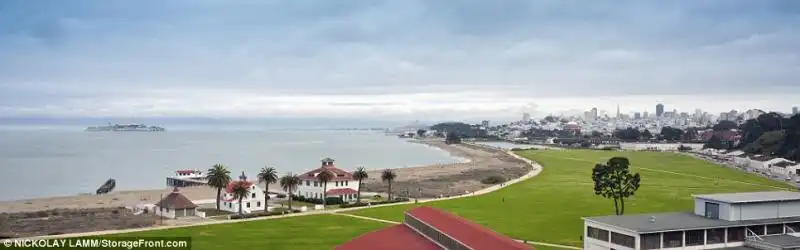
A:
<box><xmin>154</xmin><ymin>187</ymin><xmax>199</xmax><ymax>219</ymax></box>
<box><xmin>619</xmin><ymin>143</ymin><xmax>704</xmax><ymax>152</ymax></box>
<box><xmin>218</xmin><ymin>171</ymin><xmax>267</xmax><ymax>214</ymax></box>
<box><xmin>295</xmin><ymin>157</ymin><xmax>360</xmax><ymax>202</ymax></box>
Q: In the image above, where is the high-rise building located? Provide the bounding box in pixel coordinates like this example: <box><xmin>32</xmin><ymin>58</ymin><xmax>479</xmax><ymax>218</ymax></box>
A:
<box><xmin>794</xmin><ymin>106</ymin><xmax>798</xmax><ymax>114</ymax></box>
<box><xmin>522</xmin><ymin>113</ymin><xmax>531</xmax><ymax>122</ymax></box>
<box><xmin>643</xmin><ymin>111</ymin><xmax>649</xmax><ymax>118</ymax></box>
<box><xmin>656</xmin><ymin>104</ymin><xmax>664</xmax><ymax>117</ymax></box>
<box><xmin>634</xmin><ymin>112</ymin><xmax>641</xmax><ymax>119</ymax></box>
<box><xmin>591</xmin><ymin>107</ymin><xmax>598</xmax><ymax>120</ymax></box>
<box><xmin>481</xmin><ymin>120</ymin><xmax>490</xmax><ymax>129</ymax></box>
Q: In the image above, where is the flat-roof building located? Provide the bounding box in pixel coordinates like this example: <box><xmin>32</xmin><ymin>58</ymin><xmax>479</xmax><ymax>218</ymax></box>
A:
<box><xmin>583</xmin><ymin>191</ymin><xmax>800</xmax><ymax>250</ymax></box>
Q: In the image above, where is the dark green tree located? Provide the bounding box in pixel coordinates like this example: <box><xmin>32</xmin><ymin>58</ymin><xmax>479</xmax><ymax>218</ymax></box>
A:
<box><xmin>592</xmin><ymin>157</ymin><xmax>641</xmax><ymax>215</ymax></box>
<box><xmin>445</xmin><ymin>132</ymin><xmax>462</xmax><ymax>144</ymax></box>
<box><xmin>257</xmin><ymin>166</ymin><xmax>278</xmax><ymax>211</ymax></box>
<box><xmin>416</xmin><ymin>129</ymin><xmax>427</xmax><ymax>137</ymax></box>
<box><xmin>206</xmin><ymin>164</ymin><xmax>232</xmax><ymax>212</ymax></box>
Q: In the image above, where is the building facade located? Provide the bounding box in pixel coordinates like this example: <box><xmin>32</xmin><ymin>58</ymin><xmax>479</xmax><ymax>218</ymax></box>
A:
<box><xmin>218</xmin><ymin>171</ymin><xmax>268</xmax><ymax>214</ymax></box>
<box><xmin>583</xmin><ymin>191</ymin><xmax>800</xmax><ymax>250</ymax></box>
<box><xmin>295</xmin><ymin>158</ymin><xmax>360</xmax><ymax>202</ymax></box>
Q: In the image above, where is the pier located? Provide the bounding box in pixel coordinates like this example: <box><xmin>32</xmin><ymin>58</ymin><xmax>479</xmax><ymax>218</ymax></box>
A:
<box><xmin>166</xmin><ymin>177</ymin><xmax>207</xmax><ymax>188</ymax></box>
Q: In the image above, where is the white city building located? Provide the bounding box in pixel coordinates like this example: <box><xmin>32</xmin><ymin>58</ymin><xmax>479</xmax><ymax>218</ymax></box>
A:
<box><xmin>583</xmin><ymin>191</ymin><xmax>800</xmax><ymax>250</ymax></box>
<box><xmin>295</xmin><ymin>157</ymin><xmax>360</xmax><ymax>202</ymax></box>
<box><xmin>218</xmin><ymin>171</ymin><xmax>268</xmax><ymax>214</ymax></box>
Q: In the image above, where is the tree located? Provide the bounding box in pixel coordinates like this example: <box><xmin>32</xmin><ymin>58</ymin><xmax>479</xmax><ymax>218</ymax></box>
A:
<box><xmin>660</xmin><ymin>127</ymin><xmax>684</xmax><ymax>141</ymax></box>
<box><xmin>592</xmin><ymin>157</ymin><xmax>641</xmax><ymax>215</ymax></box>
<box><xmin>230</xmin><ymin>181</ymin><xmax>251</xmax><ymax>215</ymax></box>
<box><xmin>257</xmin><ymin>167</ymin><xmax>279</xmax><ymax>211</ymax></box>
<box><xmin>316</xmin><ymin>170</ymin><xmax>333</xmax><ymax>209</ymax></box>
<box><xmin>381</xmin><ymin>169</ymin><xmax>397</xmax><ymax>201</ymax></box>
<box><xmin>445</xmin><ymin>132</ymin><xmax>462</xmax><ymax>144</ymax></box>
<box><xmin>206</xmin><ymin>164</ymin><xmax>232</xmax><ymax>212</ymax></box>
<box><xmin>416</xmin><ymin>129</ymin><xmax>427</xmax><ymax>138</ymax></box>
<box><xmin>642</xmin><ymin>129</ymin><xmax>653</xmax><ymax>140</ymax></box>
<box><xmin>352</xmin><ymin>167</ymin><xmax>369</xmax><ymax>203</ymax></box>
<box><xmin>279</xmin><ymin>173</ymin><xmax>300</xmax><ymax>213</ymax></box>
<box><xmin>713</xmin><ymin>120</ymin><xmax>738</xmax><ymax>131</ymax></box>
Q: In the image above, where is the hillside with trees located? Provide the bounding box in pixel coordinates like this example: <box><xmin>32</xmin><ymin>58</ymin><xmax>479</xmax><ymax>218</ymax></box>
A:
<box><xmin>736</xmin><ymin>113</ymin><xmax>799</xmax><ymax>161</ymax></box>
<box><xmin>430</xmin><ymin>122</ymin><xmax>487</xmax><ymax>138</ymax></box>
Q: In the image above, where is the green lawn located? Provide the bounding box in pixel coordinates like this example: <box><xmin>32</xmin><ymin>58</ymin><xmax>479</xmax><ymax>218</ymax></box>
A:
<box><xmin>346</xmin><ymin>150</ymin><xmax>794</xmax><ymax>246</ymax></box>
<box><xmin>109</xmin><ymin>214</ymin><xmax>387</xmax><ymax>250</ymax></box>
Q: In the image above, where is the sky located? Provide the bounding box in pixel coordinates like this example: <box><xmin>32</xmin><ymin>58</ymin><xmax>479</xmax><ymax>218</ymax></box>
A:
<box><xmin>1</xmin><ymin>0</ymin><xmax>799</xmax><ymax>122</ymax></box>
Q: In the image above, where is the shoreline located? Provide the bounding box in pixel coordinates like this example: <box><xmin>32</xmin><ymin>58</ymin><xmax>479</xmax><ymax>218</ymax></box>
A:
<box><xmin>361</xmin><ymin>139</ymin><xmax>532</xmax><ymax>198</ymax></box>
<box><xmin>0</xmin><ymin>139</ymin><xmax>520</xmax><ymax>212</ymax></box>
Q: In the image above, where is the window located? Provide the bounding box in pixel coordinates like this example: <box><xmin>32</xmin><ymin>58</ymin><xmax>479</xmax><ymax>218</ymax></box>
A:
<box><xmin>345</xmin><ymin>181</ymin><xmax>349</xmax><ymax>186</ymax></box>
<box><xmin>251</xmin><ymin>193</ymin><xmax>256</xmax><ymax>198</ymax></box>
<box><xmin>705</xmin><ymin>202</ymin><xmax>720</xmax><ymax>219</ymax></box>
<box><xmin>747</xmin><ymin>225</ymin><xmax>765</xmax><ymax>236</ymax></box>
<box><xmin>727</xmin><ymin>227</ymin><xmax>745</xmax><ymax>242</ymax></box>
<box><xmin>662</xmin><ymin>231</ymin><xmax>683</xmax><ymax>248</ymax></box>
<box><xmin>256</xmin><ymin>201</ymin><xmax>261</xmax><ymax>207</ymax></box>
<box><xmin>707</xmin><ymin>228</ymin><xmax>725</xmax><ymax>244</ymax></box>
<box><xmin>767</xmin><ymin>224</ymin><xmax>784</xmax><ymax>235</ymax></box>
<box><xmin>685</xmin><ymin>230</ymin><xmax>704</xmax><ymax>246</ymax></box>
<box><xmin>586</xmin><ymin>226</ymin><xmax>609</xmax><ymax>241</ymax></box>
<box><xmin>640</xmin><ymin>233</ymin><xmax>661</xmax><ymax>250</ymax></box>
<box><xmin>788</xmin><ymin>222</ymin><xmax>800</xmax><ymax>232</ymax></box>
<box><xmin>610</xmin><ymin>232</ymin><xmax>635</xmax><ymax>248</ymax></box>
<box><xmin>306</xmin><ymin>180</ymin><xmax>310</xmax><ymax>186</ymax></box>
<box><xmin>314</xmin><ymin>181</ymin><xmax>318</xmax><ymax>187</ymax></box>
<box><xmin>165</xmin><ymin>208</ymin><xmax>170</xmax><ymax>212</ymax></box>
<box><xmin>246</xmin><ymin>202</ymin><xmax>250</xmax><ymax>208</ymax></box>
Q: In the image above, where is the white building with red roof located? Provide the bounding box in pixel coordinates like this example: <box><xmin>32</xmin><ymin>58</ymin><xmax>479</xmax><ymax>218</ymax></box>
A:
<box><xmin>295</xmin><ymin>157</ymin><xmax>359</xmax><ymax>202</ymax></box>
<box><xmin>218</xmin><ymin>171</ymin><xmax>268</xmax><ymax>214</ymax></box>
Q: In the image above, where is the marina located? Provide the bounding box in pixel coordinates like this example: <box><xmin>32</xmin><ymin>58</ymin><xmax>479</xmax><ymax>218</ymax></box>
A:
<box><xmin>166</xmin><ymin>170</ymin><xmax>208</xmax><ymax>188</ymax></box>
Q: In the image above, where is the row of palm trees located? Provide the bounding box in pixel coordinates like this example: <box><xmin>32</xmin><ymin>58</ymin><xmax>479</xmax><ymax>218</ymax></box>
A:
<box><xmin>205</xmin><ymin>164</ymin><xmax>399</xmax><ymax>214</ymax></box>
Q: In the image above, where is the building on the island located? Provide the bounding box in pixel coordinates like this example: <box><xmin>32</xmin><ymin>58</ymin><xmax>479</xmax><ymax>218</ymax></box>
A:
<box><xmin>154</xmin><ymin>187</ymin><xmax>198</xmax><ymax>219</ymax></box>
<box><xmin>218</xmin><ymin>171</ymin><xmax>268</xmax><ymax>214</ymax></box>
<box><xmin>582</xmin><ymin>191</ymin><xmax>800</xmax><ymax>250</ymax></box>
<box><xmin>295</xmin><ymin>157</ymin><xmax>359</xmax><ymax>202</ymax></box>
<box><xmin>166</xmin><ymin>169</ymin><xmax>208</xmax><ymax>187</ymax></box>
<box><xmin>337</xmin><ymin>206</ymin><xmax>531</xmax><ymax>250</ymax></box>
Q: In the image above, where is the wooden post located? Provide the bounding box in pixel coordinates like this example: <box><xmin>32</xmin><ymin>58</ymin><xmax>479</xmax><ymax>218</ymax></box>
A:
<box><xmin>160</xmin><ymin>193</ymin><xmax>164</xmax><ymax>225</ymax></box>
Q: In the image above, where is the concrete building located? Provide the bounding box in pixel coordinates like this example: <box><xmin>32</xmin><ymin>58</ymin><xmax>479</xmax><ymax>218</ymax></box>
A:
<box><xmin>656</xmin><ymin>104</ymin><xmax>664</xmax><ymax>117</ymax></box>
<box><xmin>793</xmin><ymin>107</ymin><xmax>798</xmax><ymax>115</ymax></box>
<box><xmin>583</xmin><ymin>191</ymin><xmax>800</xmax><ymax>250</ymax></box>
<box><xmin>523</xmin><ymin>113</ymin><xmax>532</xmax><ymax>122</ymax></box>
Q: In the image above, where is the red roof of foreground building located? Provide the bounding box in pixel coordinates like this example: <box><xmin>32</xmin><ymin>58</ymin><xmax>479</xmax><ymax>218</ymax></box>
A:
<box><xmin>407</xmin><ymin>206</ymin><xmax>530</xmax><ymax>250</ymax></box>
<box><xmin>326</xmin><ymin>188</ymin><xmax>358</xmax><ymax>195</ymax></box>
<box><xmin>299</xmin><ymin>158</ymin><xmax>354</xmax><ymax>181</ymax></box>
<box><xmin>337</xmin><ymin>206</ymin><xmax>531</xmax><ymax>250</ymax></box>
<box><xmin>336</xmin><ymin>224</ymin><xmax>442</xmax><ymax>250</ymax></box>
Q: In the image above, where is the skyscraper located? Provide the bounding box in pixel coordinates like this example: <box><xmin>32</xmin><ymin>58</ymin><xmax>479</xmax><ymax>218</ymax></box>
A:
<box><xmin>591</xmin><ymin>107</ymin><xmax>598</xmax><ymax>120</ymax></box>
<box><xmin>656</xmin><ymin>104</ymin><xmax>664</xmax><ymax>117</ymax></box>
<box><xmin>522</xmin><ymin>113</ymin><xmax>531</xmax><ymax>122</ymax></box>
<box><xmin>794</xmin><ymin>106</ymin><xmax>798</xmax><ymax>114</ymax></box>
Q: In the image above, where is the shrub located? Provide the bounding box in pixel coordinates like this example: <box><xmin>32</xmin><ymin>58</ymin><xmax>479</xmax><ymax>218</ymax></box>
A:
<box><xmin>601</xmin><ymin>147</ymin><xmax>615</xmax><ymax>151</ymax></box>
<box><xmin>373</xmin><ymin>194</ymin><xmax>382</xmax><ymax>199</ymax></box>
<box><xmin>340</xmin><ymin>202</ymin><xmax>369</xmax><ymax>208</ymax></box>
<box><xmin>510</xmin><ymin>148</ymin><xmax>523</xmax><ymax>151</ymax></box>
<box><xmin>290</xmin><ymin>195</ymin><xmax>344</xmax><ymax>205</ymax></box>
<box><xmin>481</xmin><ymin>175</ymin><xmax>506</xmax><ymax>185</ymax></box>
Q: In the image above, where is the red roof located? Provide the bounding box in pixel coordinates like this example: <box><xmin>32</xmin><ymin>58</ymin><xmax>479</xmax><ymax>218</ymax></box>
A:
<box><xmin>407</xmin><ymin>207</ymin><xmax>530</xmax><ymax>250</ymax></box>
<box><xmin>299</xmin><ymin>164</ymin><xmax>354</xmax><ymax>181</ymax></box>
<box><xmin>335</xmin><ymin>224</ymin><xmax>442</xmax><ymax>250</ymax></box>
<box><xmin>326</xmin><ymin>188</ymin><xmax>358</xmax><ymax>195</ymax></box>
<box><xmin>337</xmin><ymin>206</ymin><xmax>531</xmax><ymax>250</ymax></box>
<box><xmin>155</xmin><ymin>188</ymin><xmax>198</xmax><ymax>209</ymax></box>
<box><xmin>225</xmin><ymin>180</ymin><xmax>254</xmax><ymax>193</ymax></box>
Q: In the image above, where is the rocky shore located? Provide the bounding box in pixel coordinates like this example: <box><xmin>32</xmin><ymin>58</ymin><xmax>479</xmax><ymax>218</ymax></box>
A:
<box><xmin>361</xmin><ymin>140</ymin><xmax>532</xmax><ymax>198</ymax></box>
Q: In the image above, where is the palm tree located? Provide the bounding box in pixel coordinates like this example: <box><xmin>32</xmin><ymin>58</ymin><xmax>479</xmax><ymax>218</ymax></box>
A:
<box><xmin>230</xmin><ymin>182</ymin><xmax>251</xmax><ymax>215</ymax></box>
<box><xmin>381</xmin><ymin>169</ymin><xmax>397</xmax><ymax>201</ymax></box>
<box><xmin>257</xmin><ymin>167</ymin><xmax>279</xmax><ymax>211</ymax></box>
<box><xmin>206</xmin><ymin>164</ymin><xmax>232</xmax><ymax>211</ymax></box>
<box><xmin>316</xmin><ymin>170</ymin><xmax>333</xmax><ymax>208</ymax></box>
<box><xmin>279</xmin><ymin>173</ymin><xmax>300</xmax><ymax>213</ymax></box>
<box><xmin>352</xmin><ymin>167</ymin><xmax>369</xmax><ymax>203</ymax></box>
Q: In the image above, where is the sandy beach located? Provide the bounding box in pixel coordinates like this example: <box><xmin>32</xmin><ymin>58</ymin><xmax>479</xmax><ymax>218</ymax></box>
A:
<box><xmin>361</xmin><ymin>140</ymin><xmax>532</xmax><ymax>198</ymax></box>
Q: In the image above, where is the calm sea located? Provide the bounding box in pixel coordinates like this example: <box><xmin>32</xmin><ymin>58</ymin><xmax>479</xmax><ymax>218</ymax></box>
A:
<box><xmin>0</xmin><ymin>128</ymin><xmax>465</xmax><ymax>201</ymax></box>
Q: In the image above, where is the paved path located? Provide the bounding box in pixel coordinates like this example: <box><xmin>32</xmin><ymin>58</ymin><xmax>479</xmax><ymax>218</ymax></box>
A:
<box><xmin>26</xmin><ymin>149</ymin><xmax>543</xmax><ymax>240</ymax></box>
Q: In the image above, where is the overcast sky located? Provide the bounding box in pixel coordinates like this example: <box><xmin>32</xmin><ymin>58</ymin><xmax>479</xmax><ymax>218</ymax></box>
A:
<box><xmin>1</xmin><ymin>0</ymin><xmax>799</xmax><ymax>121</ymax></box>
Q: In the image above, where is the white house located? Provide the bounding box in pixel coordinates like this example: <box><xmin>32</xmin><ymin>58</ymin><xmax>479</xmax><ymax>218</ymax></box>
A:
<box><xmin>295</xmin><ymin>157</ymin><xmax>360</xmax><ymax>203</ymax></box>
<box><xmin>218</xmin><ymin>171</ymin><xmax>268</xmax><ymax>214</ymax></box>
<box><xmin>769</xmin><ymin>160</ymin><xmax>800</xmax><ymax>176</ymax></box>
<box><xmin>153</xmin><ymin>187</ymin><xmax>198</xmax><ymax>219</ymax></box>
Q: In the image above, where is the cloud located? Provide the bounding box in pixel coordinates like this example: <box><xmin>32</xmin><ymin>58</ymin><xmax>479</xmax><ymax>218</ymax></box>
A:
<box><xmin>0</xmin><ymin>0</ymin><xmax>799</xmax><ymax>120</ymax></box>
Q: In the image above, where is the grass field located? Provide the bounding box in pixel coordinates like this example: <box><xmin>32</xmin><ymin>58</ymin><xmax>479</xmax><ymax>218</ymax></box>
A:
<box><xmin>108</xmin><ymin>214</ymin><xmax>386</xmax><ymax>250</ymax></box>
<box><xmin>346</xmin><ymin>150</ymin><xmax>794</xmax><ymax>246</ymax></box>
<box><xmin>106</xmin><ymin>150</ymin><xmax>794</xmax><ymax>249</ymax></box>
